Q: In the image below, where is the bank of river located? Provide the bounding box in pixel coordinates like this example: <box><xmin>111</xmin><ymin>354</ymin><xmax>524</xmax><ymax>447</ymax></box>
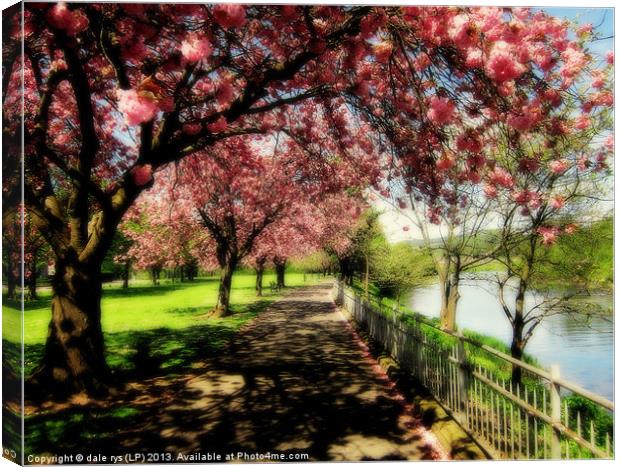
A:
<box><xmin>406</xmin><ymin>274</ymin><xmax>613</xmax><ymax>400</ymax></box>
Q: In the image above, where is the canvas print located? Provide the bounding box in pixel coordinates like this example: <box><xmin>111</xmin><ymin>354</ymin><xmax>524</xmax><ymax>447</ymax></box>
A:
<box><xmin>1</xmin><ymin>1</ymin><xmax>615</xmax><ymax>464</ymax></box>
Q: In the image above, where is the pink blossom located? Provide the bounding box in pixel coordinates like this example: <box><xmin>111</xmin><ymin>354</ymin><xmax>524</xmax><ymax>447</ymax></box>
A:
<box><xmin>511</xmin><ymin>190</ymin><xmax>529</xmax><ymax>205</ymax></box>
<box><xmin>207</xmin><ymin>116</ymin><xmax>227</xmax><ymax>133</ymax></box>
<box><xmin>507</xmin><ymin>113</ymin><xmax>535</xmax><ymax>132</ymax></box>
<box><xmin>436</xmin><ymin>155</ymin><xmax>456</xmax><ymax>170</ymax></box>
<box><xmin>354</xmin><ymin>80</ymin><xmax>370</xmax><ymax>98</ymax></box>
<box><xmin>606</xmin><ymin>51</ymin><xmax>614</xmax><ymax>65</ymax></box>
<box><xmin>47</xmin><ymin>3</ymin><xmax>89</xmax><ymax>36</ymax></box>
<box><xmin>181</xmin><ymin>35</ymin><xmax>212</xmax><ymax>63</ymax></box>
<box><xmin>590</xmin><ymin>70</ymin><xmax>606</xmax><ymax>89</ymax></box>
<box><xmin>574</xmin><ymin>114</ymin><xmax>591</xmax><ymax>130</ymax></box>
<box><xmin>465</xmin><ymin>47</ymin><xmax>483</xmax><ymax>68</ymax></box>
<box><xmin>414</xmin><ymin>53</ymin><xmax>431</xmax><ymax>71</ymax></box>
<box><xmin>595</xmin><ymin>153</ymin><xmax>608</xmax><ymax>172</ymax></box>
<box><xmin>373</xmin><ymin>41</ymin><xmax>393</xmax><ymax>63</ymax></box>
<box><xmin>498</xmin><ymin>80</ymin><xmax>516</xmax><ymax>97</ymax></box>
<box><xmin>50</xmin><ymin>58</ymin><xmax>67</xmax><ymax>71</ymax></box>
<box><xmin>485</xmin><ymin>41</ymin><xmax>526</xmax><ymax>83</ymax></box>
<box><xmin>581</xmin><ymin>101</ymin><xmax>594</xmax><ymax>113</ymax></box>
<box><xmin>182</xmin><ymin>123</ymin><xmax>202</xmax><ymax>135</ymax></box>
<box><xmin>54</xmin><ymin>133</ymin><xmax>71</xmax><ymax>147</ymax></box>
<box><xmin>518</xmin><ymin>158</ymin><xmax>541</xmax><ymax>173</ymax></box>
<box><xmin>591</xmin><ymin>91</ymin><xmax>613</xmax><ymax>107</ymax></box>
<box><xmin>527</xmin><ymin>192</ymin><xmax>542</xmax><ymax>209</ymax></box>
<box><xmin>449</xmin><ymin>14</ymin><xmax>474</xmax><ymax>46</ymax></box>
<box><xmin>131</xmin><ymin>164</ymin><xmax>153</xmax><ymax>187</ymax></box>
<box><xmin>466</xmin><ymin>153</ymin><xmax>486</xmax><ymax>169</ymax></box>
<box><xmin>483</xmin><ymin>184</ymin><xmax>498</xmax><ymax>198</ymax></box>
<box><xmin>397</xmin><ymin>199</ymin><xmax>407</xmax><ymax>209</ymax></box>
<box><xmin>576</xmin><ymin>23</ymin><xmax>592</xmax><ymax>36</ymax></box>
<box><xmin>427</xmin><ymin>209</ymin><xmax>441</xmax><ymax>225</ymax></box>
<box><xmin>560</xmin><ymin>45</ymin><xmax>588</xmax><ymax>79</ymax></box>
<box><xmin>216</xmin><ymin>80</ymin><xmax>234</xmax><ymax>106</ymax></box>
<box><xmin>577</xmin><ymin>154</ymin><xmax>589</xmax><ymax>171</ymax></box>
<box><xmin>488</xmin><ymin>167</ymin><xmax>514</xmax><ymax>188</ymax></box>
<box><xmin>548</xmin><ymin>158</ymin><xmax>569</xmax><ymax>174</ymax></box>
<box><xmin>457</xmin><ymin>132</ymin><xmax>483</xmax><ymax>153</ymax></box>
<box><xmin>427</xmin><ymin>96</ymin><xmax>456</xmax><ymax>125</ymax></box>
<box><xmin>604</xmin><ymin>134</ymin><xmax>614</xmax><ymax>151</ymax></box>
<box><xmin>550</xmin><ymin>195</ymin><xmax>565</xmax><ymax>210</ymax></box>
<box><xmin>116</xmin><ymin>89</ymin><xmax>159</xmax><ymax>126</ymax></box>
<box><xmin>564</xmin><ymin>224</ymin><xmax>578</xmax><ymax>234</ymax></box>
<box><xmin>213</xmin><ymin>4</ymin><xmax>247</xmax><ymax>29</ymax></box>
<box><xmin>542</xmin><ymin>88</ymin><xmax>562</xmax><ymax>107</ymax></box>
<box><xmin>402</xmin><ymin>225</ymin><xmax>410</xmax><ymax>232</ymax></box>
<box><xmin>467</xmin><ymin>170</ymin><xmax>481</xmax><ymax>184</ymax></box>
<box><xmin>537</xmin><ymin>226</ymin><xmax>560</xmax><ymax>246</ymax></box>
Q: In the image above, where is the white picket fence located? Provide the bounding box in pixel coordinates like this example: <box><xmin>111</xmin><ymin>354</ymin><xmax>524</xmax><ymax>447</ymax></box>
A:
<box><xmin>333</xmin><ymin>281</ymin><xmax>614</xmax><ymax>460</ymax></box>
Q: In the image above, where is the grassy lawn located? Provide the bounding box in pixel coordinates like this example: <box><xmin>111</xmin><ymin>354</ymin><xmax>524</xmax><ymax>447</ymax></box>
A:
<box><xmin>3</xmin><ymin>271</ymin><xmax>311</xmax><ymax>378</ymax></box>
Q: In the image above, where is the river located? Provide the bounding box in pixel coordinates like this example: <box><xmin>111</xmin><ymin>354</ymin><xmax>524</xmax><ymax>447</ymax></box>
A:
<box><xmin>406</xmin><ymin>274</ymin><xmax>614</xmax><ymax>400</ymax></box>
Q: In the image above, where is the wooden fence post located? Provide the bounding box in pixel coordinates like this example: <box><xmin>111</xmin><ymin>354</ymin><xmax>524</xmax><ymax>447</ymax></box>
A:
<box><xmin>550</xmin><ymin>364</ymin><xmax>562</xmax><ymax>459</ymax></box>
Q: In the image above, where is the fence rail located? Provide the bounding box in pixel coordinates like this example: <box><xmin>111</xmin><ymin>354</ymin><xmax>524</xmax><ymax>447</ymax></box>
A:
<box><xmin>333</xmin><ymin>282</ymin><xmax>614</xmax><ymax>460</ymax></box>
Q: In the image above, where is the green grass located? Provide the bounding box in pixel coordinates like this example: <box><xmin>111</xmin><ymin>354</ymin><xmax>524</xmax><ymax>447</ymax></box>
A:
<box><xmin>3</xmin><ymin>272</ymin><xmax>310</xmax><ymax>377</ymax></box>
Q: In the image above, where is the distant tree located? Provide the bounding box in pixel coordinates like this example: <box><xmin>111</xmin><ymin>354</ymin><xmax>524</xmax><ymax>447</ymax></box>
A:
<box><xmin>246</xmin><ymin>204</ymin><xmax>322</xmax><ymax>296</ymax></box>
<box><xmin>544</xmin><ymin>217</ymin><xmax>613</xmax><ymax>291</ymax></box>
<box><xmin>388</xmin><ymin>182</ymin><xmax>497</xmax><ymax>331</ymax></box>
<box><xmin>107</xmin><ymin>231</ymin><xmax>133</xmax><ymax>288</ymax></box>
<box><xmin>371</xmin><ymin>242</ymin><xmax>434</xmax><ymax>306</ymax></box>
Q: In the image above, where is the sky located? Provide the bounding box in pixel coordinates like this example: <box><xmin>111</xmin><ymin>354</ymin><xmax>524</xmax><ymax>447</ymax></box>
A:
<box><xmin>376</xmin><ymin>6</ymin><xmax>615</xmax><ymax>243</ymax></box>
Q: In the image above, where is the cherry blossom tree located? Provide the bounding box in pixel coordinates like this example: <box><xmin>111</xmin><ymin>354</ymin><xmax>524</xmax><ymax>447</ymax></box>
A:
<box><xmin>5</xmin><ymin>2</ymin><xmax>611</xmax><ymax>395</ymax></box>
<box><xmin>249</xmin><ymin>204</ymin><xmax>325</xmax><ymax>293</ymax></box>
<box><xmin>376</xmin><ymin>11</ymin><xmax>615</xmax><ymax>332</ymax></box>
<box><xmin>2</xmin><ymin>207</ymin><xmax>49</xmax><ymax>301</ymax></box>
<box><xmin>157</xmin><ymin>132</ymin><xmax>373</xmax><ymax>316</ymax></box>
<box><xmin>389</xmin><ymin>190</ymin><xmax>494</xmax><ymax>331</ymax></box>
<box><xmin>481</xmin><ymin>66</ymin><xmax>614</xmax><ymax>385</ymax></box>
<box><xmin>2</xmin><ymin>209</ymin><xmax>22</xmax><ymax>300</ymax></box>
<box><xmin>120</xmin><ymin>189</ymin><xmax>213</xmax><ymax>285</ymax></box>
<box><xmin>314</xmin><ymin>193</ymin><xmax>368</xmax><ymax>286</ymax></box>
<box><xmin>11</xmin><ymin>3</ymin><xmax>376</xmax><ymax>393</ymax></box>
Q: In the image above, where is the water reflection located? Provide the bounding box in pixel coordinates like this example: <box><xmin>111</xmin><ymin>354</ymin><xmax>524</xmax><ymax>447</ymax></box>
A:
<box><xmin>406</xmin><ymin>274</ymin><xmax>614</xmax><ymax>400</ymax></box>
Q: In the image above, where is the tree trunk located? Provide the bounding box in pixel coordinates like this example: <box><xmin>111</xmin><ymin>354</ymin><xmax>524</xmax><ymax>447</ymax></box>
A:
<box><xmin>338</xmin><ymin>257</ymin><xmax>353</xmax><ymax>285</ymax></box>
<box><xmin>151</xmin><ymin>266</ymin><xmax>160</xmax><ymax>285</ymax></box>
<box><xmin>510</xmin><ymin>277</ymin><xmax>528</xmax><ymax>386</ymax></box>
<box><xmin>440</xmin><ymin>266</ymin><xmax>461</xmax><ymax>332</ymax></box>
<box><xmin>213</xmin><ymin>261</ymin><xmax>235</xmax><ymax>317</ymax></box>
<box><xmin>122</xmin><ymin>260</ymin><xmax>130</xmax><ymax>289</ymax></box>
<box><xmin>436</xmin><ymin>253</ymin><xmax>463</xmax><ymax>332</ymax></box>
<box><xmin>4</xmin><ymin>256</ymin><xmax>17</xmax><ymax>300</ymax></box>
<box><xmin>32</xmin><ymin>259</ymin><xmax>110</xmax><ymax>397</ymax></box>
<box><xmin>27</xmin><ymin>259</ymin><xmax>38</xmax><ymax>300</ymax></box>
<box><xmin>510</xmin><ymin>325</ymin><xmax>525</xmax><ymax>386</ymax></box>
<box><xmin>255</xmin><ymin>266</ymin><xmax>264</xmax><ymax>296</ymax></box>
<box><xmin>6</xmin><ymin>271</ymin><xmax>16</xmax><ymax>299</ymax></box>
<box><xmin>275</xmin><ymin>260</ymin><xmax>286</xmax><ymax>288</ymax></box>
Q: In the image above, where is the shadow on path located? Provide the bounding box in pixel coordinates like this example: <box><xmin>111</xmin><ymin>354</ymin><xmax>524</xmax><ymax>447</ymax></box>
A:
<box><xmin>25</xmin><ymin>283</ymin><xmax>446</xmax><ymax>462</ymax></box>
